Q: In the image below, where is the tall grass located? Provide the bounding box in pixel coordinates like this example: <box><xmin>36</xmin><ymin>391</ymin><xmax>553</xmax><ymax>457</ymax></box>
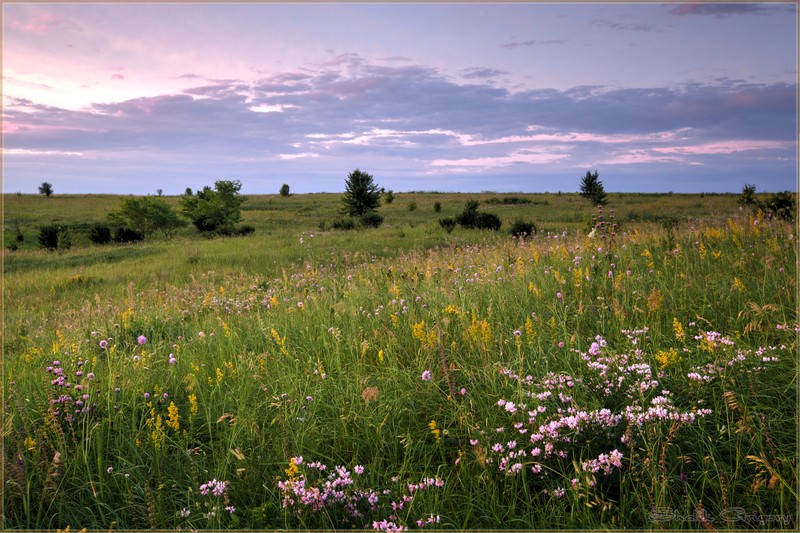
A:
<box><xmin>3</xmin><ymin>194</ymin><xmax>796</xmax><ymax>530</ymax></box>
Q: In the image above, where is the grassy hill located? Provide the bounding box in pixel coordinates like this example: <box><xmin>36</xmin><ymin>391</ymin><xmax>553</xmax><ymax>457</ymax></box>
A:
<box><xmin>3</xmin><ymin>191</ymin><xmax>796</xmax><ymax>530</ymax></box>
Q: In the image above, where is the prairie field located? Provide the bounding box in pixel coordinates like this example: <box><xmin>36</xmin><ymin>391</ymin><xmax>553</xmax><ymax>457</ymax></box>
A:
<box><xmin>2</xmin><ymin>191</ymin><xmax>797</xmax><ymax>530</ymax></box>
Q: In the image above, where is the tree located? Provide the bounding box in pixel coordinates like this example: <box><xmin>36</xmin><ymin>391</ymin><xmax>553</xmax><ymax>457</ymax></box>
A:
<box><xmin>38</xmin><ymin>182</ymin><xmax>54</xmax><ymax>197</ymax></box>
<box><xmin>280</xmin><ymin>184</ymin><xmax>291</xmax><ymax>197</ymax></box>
<box><xmin>341</xmin><ymin>169</ymin><xmax>382</xmax><ymax>217</ymax></box>
<box><xmin>180</xmin><ymin>179</ymin><xmax>247</xmax><ymax>235</ymax></box>
<box><xmin>738</xmin><ymin>183</ymin><xmax>757</xmax><ymax>206</ymax></box>
<box><xmin>108</xmin><ymin>196</ymin><xmax>187</xmax><ymax>239</ymax></box>
<box><xmin>579</xmin><ymin>170</ymin><xmax>607</xmax><ymax>206</ymax></box>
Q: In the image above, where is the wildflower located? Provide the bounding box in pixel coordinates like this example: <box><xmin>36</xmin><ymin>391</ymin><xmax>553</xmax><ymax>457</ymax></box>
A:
<box><xmin>137</xmin><ymin>335</ymin><xmax>147</xmax><ymax>345</ymax></box>
<box><xmin>180</xmin><ymin>508</ymin><xmax>191</xmax><ymax>517</ymax></box>
<box><xmin>589</xmin><ymin>342</ymin><xmax>601</xmax><ymax>356</ymax></box>
<box><xmin>421</xmin><ymin>370</ymin><xmax>432</xmax><ymax>381</ymax></box>
<box><xmin>354</xmin><ymin>464</ymin><xmax>364</xmax><ymax>475</ymax></box>
<box><xmin>168</xmin><ymin>354</ymin><xmax>177</xmax><ymax>365</ymax></box>
<box><xmin>513</xmin><ymin>330</ymin><xmax>522</xmax><ymax>337</ymax></box>
<box><xmin>200</xmin><ymin>479</ymin><xmax>228</xmax><ymax>497</ymax></box>
<box><xmin>99</xmin><ymin>340</ymin><xmax>108</xmax><ymax>349</ymax></box>
<box><xmin>225</xmin><ymin>505</ymin><xmax>236</xmax><ymax>514</ymax></box>
<box><xmin>107</xmin><ymin>466</ymin><xmax>113</xmax><ymax>474</ymax></box>
<box><xmin>87</xmin><ymin>372</ymin><xmax>95</xmax><ymax>380</ymax></box>
<box><xmin>556</xmin><ymin>292</ymin><xmax>562</xmax><ymax>300</ymax></box>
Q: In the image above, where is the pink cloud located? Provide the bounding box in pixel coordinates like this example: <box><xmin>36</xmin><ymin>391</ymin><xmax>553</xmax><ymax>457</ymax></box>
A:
<box><xmin>653</xmin><ymin>140</ymin><xmax>790</xmax><ymax>155</ymax></box>
<box><xmin>590</xmin><ymin>150</ymin><xmax>691</xmax><ymax>166</ymax></box>
<box><xmin>10</xmin><ymin>11</ymin><xmax>61</xmax><ymax>34</ymax></box>
<box><xmin>431</xmin><ymin>149</ymin><xmax>570</xmax><ymax>170</ymax></box>
<box><xmin>111</xmin><ymin>74</ymin><xmax>125</xmax><ymax>81</ymax></box>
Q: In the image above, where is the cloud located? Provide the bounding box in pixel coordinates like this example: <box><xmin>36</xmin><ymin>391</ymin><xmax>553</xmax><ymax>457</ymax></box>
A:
<box><xmin>590</xmin><ymin>19</ymin><xmax>663</xmax><ymax>32</ymax></box>
<box><xmin>460</xmin><ymin>67</ymin><xmax>509</xmax><ymax>80</ymax></box>
<box><xmin>501</xmin><ymin>39</ymin><xmax>567</xmax><ymax>48</ymax></box>
<box><xmin>668</xmin><ymin>4</ymin><xmax>775</xmax><ymax>18</ymax></box>
<box><xmin>3</xmin><ymin>54</ymin><xmax>795</xmax><ymax>193</ymax></box>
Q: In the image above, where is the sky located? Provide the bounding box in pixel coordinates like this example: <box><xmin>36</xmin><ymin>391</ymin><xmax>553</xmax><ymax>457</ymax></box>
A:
<box><xmin>2</xmin><ymin>2</ymin><xmax>797</xmax><ymax>195</ymax></box>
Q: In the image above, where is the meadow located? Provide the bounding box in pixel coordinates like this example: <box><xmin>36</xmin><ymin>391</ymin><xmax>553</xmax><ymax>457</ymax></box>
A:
<box><xmin>2</xmin><ymin>191</ymin><xmax>797</xmax><ymax>530</ymax></box>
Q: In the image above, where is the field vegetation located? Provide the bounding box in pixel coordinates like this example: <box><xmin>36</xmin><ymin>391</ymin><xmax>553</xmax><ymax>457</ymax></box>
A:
<box><xmin>2</xmin><ymin>190</ymin><xmax>796</xmax><ymax>530</ymax></box>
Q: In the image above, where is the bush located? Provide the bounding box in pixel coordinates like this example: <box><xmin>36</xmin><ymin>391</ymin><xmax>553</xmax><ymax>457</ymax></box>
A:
<box><xmin>509</xmin><ymin>219</ymin><xmax>537</xmax><ymax>238</ymax></box>
<box><xmin>738</xmin><ymin>183</ymin><xmax>757</xmax><ymax>206</ymax></box>
<box><xmin>760</xmin><ymin>191</ymin><xmax>795</xmax><ymax>220</ymax></box>
<box><xmin>433</xmin><ymin>201</ymin><xmax>442</xmax><ymax>213</ymax></box>
<box><xmin>56</xmin><ymin>228</ymin><xmax>72</xmax><ymax>251</ymax></box>
<box><xmin>408</xmin><ymin>201</ymin><xmax>417</xmax><ymax>212</ymax></box>
<box><xmin>455</xmin><ymin>200</ymin><xmax>502</xmax><ymax>231</ymax></box>
<box><xmin>360</xmin><ymin>212</ymin><xmax>384</xmax><ymax>228</ymax></box>
<box><xmin>384</xmin><ymin>190</ymin><xmax>395</xmax><ymax>204</ymax></box>
<box><xmin>475</xmin><ymin>212</ymin><xmax>502</xmax><ymax>231</ymax></box>
<box><xmin>37</xmin><ymin>224</ymin><xmax>60</xmax><ymax>250</ymax></box>
<box><xmin>280</xmin><ymin>184</ymin><xmax>290</xmax><ymax>197</ymax></box>
<box><xmin>113</xmin><ymin>226</ymin><xmax>144</xmax><ymax>243</ymax></box>
<box><xmin>89</xmin><ymin>223</ymin><xmax>112</xmax><ymax>245</ymax></box>
<box><xmin>235</xmin><ymin>225</ymin><xmax>256</xmax><ymax>236</ymax></box>
<box><xmin>181</xmin><ymin>180</ymin><xmax>246</xmax><ymax>235</ymax></box>
<box><xmin>332</xmin><ymin>217</ymin><xmax>357</xmax><ymax>231</ymax></box>
<box><xmin>439</xmin><ymin>217</ymin><xmax>457</xmax><ymax>233</ymax></box>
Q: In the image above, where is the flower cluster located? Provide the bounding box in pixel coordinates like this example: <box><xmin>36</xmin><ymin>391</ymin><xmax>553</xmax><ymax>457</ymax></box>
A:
<box><xmin>278</xmin><ymin>458</ymin><xmax>444</xmax><ymax>531</ymax></box>
<box><xmin>200</xmin><ymin>478</ymin><xmax>228</xmax><ymax>497</ymax></box>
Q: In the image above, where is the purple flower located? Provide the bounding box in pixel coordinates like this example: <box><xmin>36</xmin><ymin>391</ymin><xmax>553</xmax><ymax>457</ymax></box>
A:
<box><xmin>354</xmin><ymin>464</ymin><xmax>364</xmax><ymax>475</ymax></box>
<box><xmin>99</xmin><ymin>340</ymin><xmax>109</xmax><ymax>349</ymax></box>
<box><xmin>137</xmin><ymin>335</ymin><xmax>147</xmax><ymax>345</ymax></box>
<box><xmin>421</xmin><ymin>370</ymin><xmax>432</xmax><ymax>381</ymax></box>
<box><xmin>168</xmin><ymin>354</ymin><xmax>177</xmax><ymax>365</ymax></box>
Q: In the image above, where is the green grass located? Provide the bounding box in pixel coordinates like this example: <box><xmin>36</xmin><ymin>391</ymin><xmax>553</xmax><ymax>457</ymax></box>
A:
<box><xmin>3</xmin><ymin>192</ymin><xmax>796</xmax><ymax>530</ymax></box>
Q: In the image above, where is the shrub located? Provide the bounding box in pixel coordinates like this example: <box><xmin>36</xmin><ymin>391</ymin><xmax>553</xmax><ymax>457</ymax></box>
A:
<box><xmin>280</xmin><ymin>184</ymin><xmax>290</xmax><ymax>197</ymax></box>
<box><xmin>360</xmin><ymin>212</ymin><xmax>384</xmax><ymax>228</ymax></box>
<box><xmin>760</xmin><ymin>191</ymin><xmax>795</xmax><ymax>220</ymax></box>
<box><xmin>455</xmin><ymin>200</ymin><xmax>502</xmax><ymax>231</ymax></box>
<box><xmin>433</xmin><ymin>201</ymin><xmax>442</xmax><ymax>213</ymax></box>
<box><xmin>181</xmin><ymin>180</ymin><xmax>246</xmax><ymax>235</ymax></box>
<box><xmin>113</xmin><ymin>226</ymin><xmax>144</xmax><ymax>243</ymax></box>
<box><xmin>408</xmin><ymin>201</ymin><xmax>417</xmax><ymax>212</ymax></box>
<box><xmin>509</xmin><ymin>219</ymin><xmax>537</xmax><ymax>238</ymax></box>
<box><xmin>332</xmin><ymin>217</ymin><xmax>357</xmax><ymax>231</ymax></box>
<box><xmin>37</xmin><ymin>224</ymin><xmax>60</xmax><ymax>250</ymax></box>
<box><xmin>89</xmin><ymin>223</ymin><xmax>112</xmax><ymax>245</ymax></box>
<box><xmin>109</xmin><ymin>196</ymin><xmax>187</xmax><ymax>239</ymax></box>
<box><xmin>235</xmin><ymin>224</ymin><xmax>256</xmax><ymax>236</ymax></box>
<box><xmin>475</xmin><ymin>212</ymin><xmax>502</xmax><ymax>231</ymax></box>
<box><xmin>56</xmin><ymin>228</ymin><xmax>72</xmax><ymax>251</ymax></box>
<box><xmin>384</xmin><ymin>190</ymin><xmax>395</xmax><ymax>204</ymax></box>
<box><xmin>738</xmin><ymin>183</ymin><xmax>757</xmax><ymax>206</ymax></box>
<box><xmin>439</xmin><ymin>217</ymin><xmax>457</xmax><ymax>233</ymax></box>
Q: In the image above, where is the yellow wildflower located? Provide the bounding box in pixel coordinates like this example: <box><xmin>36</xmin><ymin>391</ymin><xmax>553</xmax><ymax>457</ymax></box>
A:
<box><xmin>428</xmin><ymin>420</ymin><xmax>441</xmax><ymax>443</ymax></box>
<box><xmin>672</xmin><ymin>318</ymin><xmax>685</xmax><ymax>342</ymax></box>
<box><xmin>188</xmin><ymin>393</ymin><xmax>198</xmax><ymax>423</ymax></box>
<box><xmin>166</xmin><ymin>401</ymin><xmax>180</xmax><ymax>432</ymax></box>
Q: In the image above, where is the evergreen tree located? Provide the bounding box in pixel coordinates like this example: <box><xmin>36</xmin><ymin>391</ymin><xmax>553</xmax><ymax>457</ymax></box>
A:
<box><xmin>579</xmin><ymin>170</ymin><xmax>607</xmax><ymax>206</ymax></box>
<box><xmin>341</xmin><ymin>169</ymin><xmax>381</xmax><ymax>217</ymax></box>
